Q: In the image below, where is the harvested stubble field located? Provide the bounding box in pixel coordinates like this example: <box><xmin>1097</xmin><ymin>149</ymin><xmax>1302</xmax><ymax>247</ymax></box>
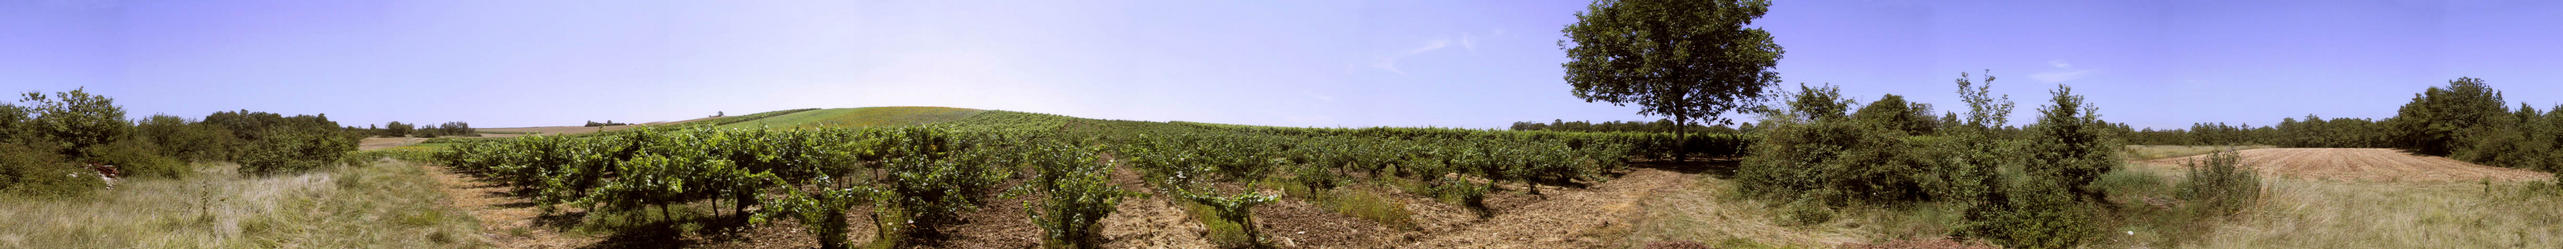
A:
<box><xmin>2138</xmin><ymin>148</ymin><xmax>2553</xmax><ymax>182</ymax></box>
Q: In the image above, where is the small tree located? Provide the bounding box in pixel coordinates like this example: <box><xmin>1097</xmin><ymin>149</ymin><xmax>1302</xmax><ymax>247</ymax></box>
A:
<box><xmin>19</xmin><ymin>88</ymin><xmax>129</xmax><ymax>162</ymax></box>
<box><xmin>384</xmin><ymin>121</ymin><xmax>413</xmax><ymax>137</ymax></box>
<box><xmin>2022</xmin><ymin>85</ymin><xmax>2121</xmax><ymax>203</ymax></box>
<box><xmin>1561</xmin><ymin>0</ymin><xmax>1784</xmax><ymax>145</ymax></box>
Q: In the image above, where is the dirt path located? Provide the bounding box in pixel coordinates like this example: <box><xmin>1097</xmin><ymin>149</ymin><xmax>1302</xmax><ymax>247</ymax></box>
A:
<box><xmin>423</xmin><ymin>164</ymin><xmax>599</xmax><ymax>249</ymax></box>
<box><xmin>2138</xmin><ymin>148</ymin><xmax>2552</xmax><ymax>182</ymax></box>
<box><xmin>1406</xmin><ymin>168</ymin><xmax>1697</xmax><ymax>248</ymax></box>
<box><xmin>1097</xmin><ymin>154</ymin><xmax>1219</xmax><ymax>248</ymax></box>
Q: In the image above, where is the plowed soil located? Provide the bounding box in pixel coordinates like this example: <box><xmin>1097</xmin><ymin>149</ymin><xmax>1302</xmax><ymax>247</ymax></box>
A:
<box><xmin>2136</xmin><ymin>148</ymin><xmax>2553</xmax><ymax>182</ymax></box>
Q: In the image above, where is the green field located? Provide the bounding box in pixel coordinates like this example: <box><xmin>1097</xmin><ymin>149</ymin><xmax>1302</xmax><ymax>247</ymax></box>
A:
<box><xmin>709</xmin><ymin>107</ymin><xmax>985</xmax><ymax>129</ymax></box>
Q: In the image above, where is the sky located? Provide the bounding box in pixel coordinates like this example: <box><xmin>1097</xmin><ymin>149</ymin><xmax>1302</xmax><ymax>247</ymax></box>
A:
<box><xmin>4</xmin><ymin>0</ymin><xmax>2560</xmax><ymax>130</ymax></box>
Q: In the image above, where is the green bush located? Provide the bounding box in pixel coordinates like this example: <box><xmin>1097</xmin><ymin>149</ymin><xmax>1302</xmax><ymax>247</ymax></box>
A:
<box><xmin>1432</xmin><ymin>176</ymin><xmax>1491</xmax><ymax>216</ymax></box>
<box><xmin>1964</xmin><ymin>176</ymin><xmax>2098</xmax><ymax>249</ymax></box>
<box><xmin>2176</xmin><ymin>149</ymin><xmax>2261</xmax><ymax>218</ymax></box>
<box><xmin>1017</xmin><ymin>144</ymin><xmax>1131</xmax><ymax>248</ymax></box>
<box><xmin>878</xmin><ymin>129</ymin><xmax>1013</xmax><ymax>227</ymax></box>
<box><xmin>92</xmin><ymin>139</ymin><xmax>185</xmax><ymax>179</ymax></box>
<box><xmin>2019</xmin><ymin>85</ymin><xmax>2122</xmax><ymax>203</ymax></box>
<box><xmin>0</xmin><ymin>143</ymin><xmax>100</xmax><ymax>197</ymax></box>
<box><xmin>1181</xmin><ymin>188</ymin><xmax>1275</xmax><ymax>248</ymax></box>
<box><xmin>1781</xmin><ymin>198</ymin><xmax>1835</xmax><ymax>226</ymax></box>
<box><xmin>1737</xmin><ymin>84</ymin><xmax>1934</xmax><ymax>205</ymax></box>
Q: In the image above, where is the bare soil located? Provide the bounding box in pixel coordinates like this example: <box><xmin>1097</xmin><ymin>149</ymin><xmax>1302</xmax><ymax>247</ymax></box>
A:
<box><xmin>1404</xmin><ymin>168</ymin><xmax>1698</xmax><ymax>248</ymax></box>
<box><xmin>2137</xmin><ymin>148</ymin><xmax>2554</xmax><ymax>182</ymax></box>
<box><xmin>423</xmin><ymin>164</ymin><xmax>601</xmax><ymax>248</ymax></box>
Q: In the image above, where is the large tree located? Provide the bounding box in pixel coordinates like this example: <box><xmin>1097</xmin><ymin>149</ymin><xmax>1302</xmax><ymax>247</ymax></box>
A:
<box><xmin>1560</xmin><ymin>0</ymin><xmax>1784</xmax><ymax>141</ymax></box>
<box><xmin>2387</xmin><ymin>77</ymin><xmax>2507</xmax><ymax>156</ymax></box>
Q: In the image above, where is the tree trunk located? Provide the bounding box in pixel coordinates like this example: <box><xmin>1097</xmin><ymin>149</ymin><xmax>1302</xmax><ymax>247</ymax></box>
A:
<box><xmin>1675</xmin><ymin>114</ymin><xmax>1689</xmax><ymax>162</ymax></box>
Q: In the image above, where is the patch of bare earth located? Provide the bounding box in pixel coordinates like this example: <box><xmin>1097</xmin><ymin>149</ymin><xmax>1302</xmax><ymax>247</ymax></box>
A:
<box><xmin>360</xmin><ymin>137</ymin><xmax>429</xmax><ymax>150</ymax></box>
<box><xmin>423</xmin><ymin>164</ymin><xmax>600</xmax><ymax>249</ymax></box>
<box><xmin>1255</xmin><ymin>194</ymin><xmax>1398</xmax><ymax>248</ymax></box>
<box><xmin>2138</xmin><ymin>148</ymin><xmax>2553</xmax><ymax>182</ymax></box>
<box><xmin>1406</xmin><ymin>168</ymin><xmax>1696</xmax><ymax>248</ymax></box>
<box><xmin>1098</xmin><ymin>156</ymin><xmax>1218</xmax><ymax>248</ymax></box>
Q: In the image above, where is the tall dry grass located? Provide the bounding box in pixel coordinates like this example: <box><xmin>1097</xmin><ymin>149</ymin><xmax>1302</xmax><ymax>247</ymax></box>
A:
<box><xmin>2193</xmin><ymin>178</ymin><xmax>2562</xmax><ymax>248</ymax></box>
<box><xmin>0</xmin><ymin>160</ymin><xmax>484</xmax><ymax>248</ymax></box>
<box><xmin>2123</xmin><ymin>145</ymin><xmax>2273</xmax><ymax>160</ymax></box>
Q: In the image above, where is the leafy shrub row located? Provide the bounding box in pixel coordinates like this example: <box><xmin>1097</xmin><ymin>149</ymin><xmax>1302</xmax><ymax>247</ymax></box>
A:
<box><xmin>1738</xmin><ymin>72</ymin><xmax>2127</xmax><ymax>249</ymax></box>
<box><xmin>3</xmin><ymin>89</ymin><xmax>359</xmax><ymax>197</ymax></box>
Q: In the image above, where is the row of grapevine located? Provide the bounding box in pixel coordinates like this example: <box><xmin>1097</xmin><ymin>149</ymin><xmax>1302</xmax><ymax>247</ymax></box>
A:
<box><xmin>430</xmin><ymin>111</ymin><xmax>1737</xmax><ymax>248</ymax></box>
<box><xmin>436</xmin><ymin>126</ymin><xmax>1069</xmax><ymax>248</ymax></box>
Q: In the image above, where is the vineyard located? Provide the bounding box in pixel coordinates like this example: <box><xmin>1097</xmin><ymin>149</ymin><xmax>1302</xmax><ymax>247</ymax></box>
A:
<box><xmin>429</xmin><ymin>109</ymin><xmax>1750</xmax><ymax>248</ymax></box>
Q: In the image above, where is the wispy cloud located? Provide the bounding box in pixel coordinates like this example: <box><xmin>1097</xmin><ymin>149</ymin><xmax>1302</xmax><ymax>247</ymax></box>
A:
<box><xmin>2030</xmin><ymin>59</ymin><xmax>2092</xmax><ymax>83</ymax></box>
<box><xmin>1368</xmin><ymin>38</ymin><xmax>1451</xmax><ymax>75</ymax></box>
<box><xmin>1458</xmin><ymin>33</ymin><xmax>1477</xmax><ymax>52</ymax></box>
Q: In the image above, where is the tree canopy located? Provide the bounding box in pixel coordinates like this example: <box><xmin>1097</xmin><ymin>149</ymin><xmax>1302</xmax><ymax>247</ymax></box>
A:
<box><xmin>1560</xmin><ymin>0</ymin><xmax>1784</xmax><ymax>136</ymax></box>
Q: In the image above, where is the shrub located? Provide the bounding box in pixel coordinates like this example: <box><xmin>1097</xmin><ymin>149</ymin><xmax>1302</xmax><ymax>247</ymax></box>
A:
<box><xmin>877</xmin><ymin>128</ymin><xmax>1012</xmax><ymax>227</ymax></box>
<box><xmin>755</xmin><ymin>174</ymin><xmax>883</xmax><ymax>249</ymax></box>
<box><xmin>1737</xmin><ymin>84</ymin><xmax>1934</xmax><ymax>205</ymax></box>
<box><xmin>2176</xmin><ymin>149</ymin><xmax>2260</xmax><ymax>218</ymax></box>
<box><xmin>1432</xmin><ymin>176</ymin><xmax>1491</xmax><ymax>216</ymax></box>
<box><xmin>18</xmin><ymin>89</ymin><xmax>129</xmax><ymax>161</ymax></box>
<box><xmin>1852</xmin><ymin>94</ymin><xmax>1940</xmax><ymax>135</ymax></box>
<box><xmin>1963</xmin><ymin>175</ymin><xmax>2098</xmax><ymax>249</ymax></box>
<box><xmin>0</xmin><ymin>143</ymin><xmax>100</xmax><ymax>197</ymax></box>
<box><xmin>1182</xmin><ymin>188</ymin><xmax>1275</xmax><ymax>248</ymax></box>
<box><xmin>1017</xmin><ymin>144</ymin><xmax>1131</xmax><ymax>248</ymax></box>
<box><xmin>92</xmin><ymin>139</ymin><xmax>185</xmax><ymax>179</ymax></box>
<box><xmin>1781</xmin><ymin>198</ymin><xmax>1835</xmax><ymax>226</ymax></box>
<box><xmin>2019</xmin><ymin>85</ymin><xmax>2122</xmax><ymax>203</ymax></box>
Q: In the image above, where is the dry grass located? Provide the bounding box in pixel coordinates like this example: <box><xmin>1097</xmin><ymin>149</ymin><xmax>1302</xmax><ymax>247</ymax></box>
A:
<box><xmin>2124</xmin><ymin>145</ymin><xmax>2273</xmax><ymax>160</ymax></box>
<box><xmin>2137</xmin><ymin>148</ymin><xmax>2553</xmax><ymax>182</ymax></box>
<box><xmin>2192</xmin><ymin>178</ymin><xmax>2563</xmax><ymax>248</ymax></box>
<box><xmin>0</xmin><ymin>160</ymin><xmax>485</xmax><ymax>248</ymax></box>
<box><xmin>1618</xmin><ymin>175</ymin><xmax>1865</xmax><ymax>249</ymax></box>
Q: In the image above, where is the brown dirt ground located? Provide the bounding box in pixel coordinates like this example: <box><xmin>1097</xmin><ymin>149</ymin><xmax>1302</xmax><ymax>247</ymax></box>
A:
<box><xmin>360</xmin><ymin>137</ymin><xmax>429</xmax><ymax>150</ymax></box>
<box><xmin>1404</xmin><ymin>168</ymin><xmax>1698</xmax><ymax>248</ymax></box>
<box><xmin>424</xmin><ymin>164</ymin><xmax>603</xmax><ymax>249</ymax></box>
<box><xmin>2137</xmin><ymin>148</ymin><xmax>2554</xmax><ymax>182</ymax></box>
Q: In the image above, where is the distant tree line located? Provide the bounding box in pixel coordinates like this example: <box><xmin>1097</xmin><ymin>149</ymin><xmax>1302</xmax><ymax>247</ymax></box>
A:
<box><xmin>361</xmin><ymin>121</ymin><xmax>475</xmax><ymax>138</ymax></box>
<box><xmin>2</xmin><ymin>89</ymin><xmax>364</xmax><ymax>197</ymax></box>
<box><xmin>584</xmin><ymin>120</ymin><xmax>628</xmax><ymax>127</ymax></box>
<box><xmin>1507</xmin><ymin>119</ymin><xmax>1744</xmax><ymax>134</ymax></box>
<box><xmin>2114</xmin><ymin>77</ymin><xmax>2561</xmax><ymax>174</ymax></box>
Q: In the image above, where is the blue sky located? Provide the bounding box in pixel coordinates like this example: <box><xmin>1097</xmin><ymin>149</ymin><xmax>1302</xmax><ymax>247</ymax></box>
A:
<box><xmin>4</xmin><ymin>0</ymin><xmax>2560</xmax><ymax>130</ymax></box>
